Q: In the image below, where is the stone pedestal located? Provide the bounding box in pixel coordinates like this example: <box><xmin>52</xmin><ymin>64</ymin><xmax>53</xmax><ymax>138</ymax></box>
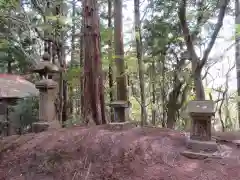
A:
<box><xmin>181</xmin><ymin>100</ymin><xmax>219</xmax><ymax>159</ymax></box>
<box><xmin>110</xmin><ymin>100</ymin><xmax>130</xmax><ymax>122</ymax></box>
<box><xmin>33</xmin><ymin>79</ymin><xmax>60</xmax><ymax>133</ymax></box>
<box><xmin>186</xmin><ymin>139</ymin><xmax>218</xmax><ymax>153</ymax></box>
<box><xmin>105</xmin><ymin>122</ymin><xmax>136</xmax><ymax>131</ymax></box>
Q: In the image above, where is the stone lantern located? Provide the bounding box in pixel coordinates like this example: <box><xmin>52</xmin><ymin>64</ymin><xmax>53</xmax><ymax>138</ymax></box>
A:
<box><xmin>181</xmin><ymin>100</ymin><xmax>218</xmax><ymax>159</ymax></box>
<box><xmin>32</xmin><ymin>51</ymin><xmax>61</xmax><ymax>133</ymax></box>
<box><xmin>109</xmin><ymin>100</ymin><xmax>131</xmax><ymax>122</ymax></box>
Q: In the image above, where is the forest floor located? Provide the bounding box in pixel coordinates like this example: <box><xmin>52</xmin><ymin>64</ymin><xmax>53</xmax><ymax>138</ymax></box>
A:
<box><xmin>1</xmin><ymin>125</ymin><xmax>240</xmax><ymax>180</ymax></box>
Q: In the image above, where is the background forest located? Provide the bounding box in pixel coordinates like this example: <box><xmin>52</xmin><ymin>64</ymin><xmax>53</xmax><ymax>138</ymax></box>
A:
<box><xmin>0</xmin><ymin>0</ymin><xmax>238</xmax><ymax>133</ymax></box>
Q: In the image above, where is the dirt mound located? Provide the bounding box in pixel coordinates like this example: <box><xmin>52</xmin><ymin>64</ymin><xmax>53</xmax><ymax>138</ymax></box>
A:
<box><xmin>1</xmin><ymin>126</ymin><xmax>240</xmax><ymax>180</ymax></box>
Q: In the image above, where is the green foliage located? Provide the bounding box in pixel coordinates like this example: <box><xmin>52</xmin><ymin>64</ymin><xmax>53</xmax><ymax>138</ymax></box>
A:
<box><xmin>64</xmin><ymin>114</ymin><xmax>82</xmax><ymax>127</ymax></box>
<box><xmin>65</xmin><ymin>66</ymin><xmax>81</xmax><ymax>87</ymax></box>
<box><xmin>236</xmin><ymin>24</ymin><xmax>240</xmax><ymax>36</ymax></box>
<box><xmin>9</xmin><ymin>97</ymin><xmax>39</xmax><ymax>132</ymax></box>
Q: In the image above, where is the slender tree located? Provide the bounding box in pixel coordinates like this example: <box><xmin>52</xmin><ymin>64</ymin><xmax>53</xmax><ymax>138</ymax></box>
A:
<box><xmin>108</xmin><ymin>0</ymin><xmax>114</xmax><ymax>122</ymax></box>
<box><xmin>178</xmin><ymin>0</ymin><xmax>230</xmax><ymax>100</ymax></box>
<box><xmin>134</xmin><ymin>0</ymin><xmax>147</xmax><ymax>126</ymax></box>
<box><xmin>114</xmin><ymin>0</ymin><xmax>128</xmax><ymax>122</ymax></box>
<box><xmin>69</xmin><ymin>0</ymin><xmax>76</xmax><ymax>114</ymax></box>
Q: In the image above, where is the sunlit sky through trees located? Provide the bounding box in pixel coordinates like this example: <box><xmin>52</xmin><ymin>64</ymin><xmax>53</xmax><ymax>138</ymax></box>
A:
<box><xmin>122</xmin><ymin>0</ymin><xmax>236</xmax><ymax>93</ymax></box>
<box><xmin>70</xmin><ymin>0</ymin><xmax>236</xmax><ymax>93</ymax></box>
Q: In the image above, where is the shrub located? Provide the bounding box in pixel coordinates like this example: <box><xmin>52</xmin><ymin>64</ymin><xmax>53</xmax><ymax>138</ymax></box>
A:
<box><xmin>9</xmin><ymin>96</ymin><xmax>39</xmax><ymax>134</ymax></box>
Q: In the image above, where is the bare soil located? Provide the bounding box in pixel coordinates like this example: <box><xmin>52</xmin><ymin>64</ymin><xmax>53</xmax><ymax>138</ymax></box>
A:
<box><xmin>1</xmin><ymin>125</ymin><xmax>240</xmax><ymax>180</ymax></box>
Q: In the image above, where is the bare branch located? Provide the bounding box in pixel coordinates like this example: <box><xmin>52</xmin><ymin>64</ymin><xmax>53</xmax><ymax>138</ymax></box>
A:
<box><xmin>191</xmin><ymin>0</ymin><xmax>205</xmax><ymax>39</ymax></box>
<box><xmin>178</xmin><ymin>0</ymin><xmax>199</xmax><ymax>64</ymax></box>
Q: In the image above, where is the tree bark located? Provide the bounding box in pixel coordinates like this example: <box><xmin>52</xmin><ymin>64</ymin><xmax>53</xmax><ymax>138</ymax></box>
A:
<box><xmin>82</xmin><ymin>0</ymin><xmax>106</xmax><ymax>125</ymax></box>
<box><xmin>193</xmin><ymin>65</ymin><xmax>205</xmax><ymax>100</ymax></box>
<box><xmin>108</xmin><ymin>0</ymin><xmax>114</xmax><ymax>122</ymax></box>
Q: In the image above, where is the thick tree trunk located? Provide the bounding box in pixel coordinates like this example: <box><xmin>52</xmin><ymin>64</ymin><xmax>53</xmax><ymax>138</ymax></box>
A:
<box><xmin>134</xmin><ymin>0</ymin><xmax>147</xmax><ymax>126</ymax></box>
<box><xmin>193</xmin><ymin>65</ymin><xmax>205</xmax><ymax>100</ymax></box>
<box><xmin>166</xmin><ymin>85</ymin><xmax>181</xmax><ymax>128</ymax></box>
<box><xmin>166</xmin><ymin>105</ymin><xmax>176</xmax><ymax>129</ymax></box>
<box><xmin>236</xmin><ymin>0</ymin><xmax>240</xmax><ymax>128</ymax></box>
<box><xmin>82</xmin><ymin>0</ymin><xmax>106</xmax><ymax>125</ymax></box>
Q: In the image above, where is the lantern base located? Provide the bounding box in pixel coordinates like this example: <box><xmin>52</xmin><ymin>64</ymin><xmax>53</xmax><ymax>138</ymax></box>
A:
<box><xmin>186</xmin><ymin>139</ymin><xmax>218</xmax><ymax>153</ymax></box>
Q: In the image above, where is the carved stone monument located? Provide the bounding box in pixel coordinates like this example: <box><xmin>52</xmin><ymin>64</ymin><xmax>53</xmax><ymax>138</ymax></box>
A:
<box><xmin>181</xmin><ymin>100</ymin><xmax>218</xmax><ymax>159</ymax></box>
<box><xmin>32</xmin><ymin>52</ymin><xmax>61</xmax><ymax>133</ymax></box>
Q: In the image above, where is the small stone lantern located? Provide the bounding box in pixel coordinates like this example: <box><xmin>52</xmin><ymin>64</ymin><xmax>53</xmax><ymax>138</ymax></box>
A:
<box><xmin>32</xmin><ymin>52</ymin><xmax>61</xmax><ymax>133</ymax></box>
<box><xmin>184</xmin><ymin>100</ymin><xmax>218</xmax><ymax>155</ymax></box>
<box><xmin>187</xmin><ymin>100</ymin><xmax>214</xmax><ymax>141</ymax></box>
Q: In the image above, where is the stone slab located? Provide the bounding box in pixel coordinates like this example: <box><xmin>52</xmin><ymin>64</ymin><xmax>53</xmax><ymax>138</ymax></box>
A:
<box><xmin>32</xmin><ymin>122</ymin><xmax>49</xmax><ymax>133</ymax></box>
<box><xmin>105</xmin><ymin>122</ymin><xmax>136</xmax><ymax>131</ymax></box>
<box><xmin>181</xmin><ymin>150</ymin><xmax>222</xmax><ymax>160</ymax></box>
<box><xmin>32</xmin><ymin>121</ymin><xmax>61</xmax><ymax>133</ymax></box>
<box><xmin>187</xmin><ymin>100</ymin><xmax>214</xmax><ymax>114</ymax></box>
<box><xmin>232</xmin><ymin>140</ymin><xmax>240</xmax><ymax>148</ymax></box>
<box><xmin>35</xmin><ymin>79</ymin><xmax>58</xmax><ymax>90</ymax></box>
<box><xmin>186</xmin><ymin>139</ymin><xmax>218</xmax><ymax>153</ymax></box>
<box><xmin>110</xmin><ymin>100</ymin><xmax>130</xmax><ymax>108</ymax></box>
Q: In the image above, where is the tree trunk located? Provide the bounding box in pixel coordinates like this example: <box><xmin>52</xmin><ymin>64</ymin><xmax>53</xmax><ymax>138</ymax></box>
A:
<box><xmin>80</xmin><ymin>14</ymin><xmax>84</xmax><ymax>117</ymax></box>
<box><xmin>166</xmin><ymin>104</ymin><xmax>177</xmax><ymax>129</ymax></box>
<box><xmin>193</xmin><ymin>65</ymin><xmax>205</xmax><ymax>100</ymax></box>
<box><xmin>114</xmin><ymin>0</ymin><xmax>128</xmax><ymax>122</ymax></box>
<box><xmin>178</xmin><ymin>0</ymin><xmax>229</xmax><ymax>101</ymax></box>
<box><xmin>161</xmin><ymin>58</ymin><xmax>166</xmax><ymax>127</ymax></box>
<box><xmin>151</xmin><ymin>61</ymin><xmax>156</xmax><ymax>125</ymax></box>
<box><xmin>54</xmin><ymin>2</ymin><xmax>67</xmax><ymax>127</ymax></box>
<box><xmin>82</xmin><ymin>0</ymin><xmax>106</xmax><ymax>125</ymax></box>
<box><xmin>166</xmin><ymin>84</ymin><xmax>181</xmax><ymax>129</ymax></box>
<box><xmin>62</xmin><ymin>80</ymin><xmax>68</xmax><ymax>127</ymax></box>
<box><xmin>69</xmin><ymin>0</ymin><xmax>76</xmax><ymax>114</ymax></box>
<box><xmin>108</xmin><ymin>0</ymin><xmax>114</xmax><ymax>122</ymax></box>
<box><xmin>236</xmin><ymin>0</ymin><xmax>240</xmax><ymax>128</ymax></box>
<box><xmin>134</xmin><ymin>0</ymin><xmax>147</xmax><ymax>126</ymax></box>
<box><xmin>7</xmin><ymin>60</ymin><xmax>12</xmax><ymax>73</ymax></box>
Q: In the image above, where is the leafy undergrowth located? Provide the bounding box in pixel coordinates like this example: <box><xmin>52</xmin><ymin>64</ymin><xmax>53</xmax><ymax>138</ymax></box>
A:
<box><xmin>0</xmin><ymin>125</ymin><xmax>240</xmax><ymax>180</ymax></box>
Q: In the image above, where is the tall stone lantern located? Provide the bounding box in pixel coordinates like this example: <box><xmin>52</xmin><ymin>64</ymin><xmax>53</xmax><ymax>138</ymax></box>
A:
<box><xmin>32</xmin><ymin>52</ymin><xmax>61</xmax><ymax>133</ymax></box>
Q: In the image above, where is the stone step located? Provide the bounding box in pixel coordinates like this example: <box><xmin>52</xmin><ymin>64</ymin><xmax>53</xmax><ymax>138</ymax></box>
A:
<box><xmin>186</xmin><ymin>139</ymin><xmax>218</xmax><ymax>153</ymax></box>
<box><xmin>181</xmin><ymin>150</ymin><xmax>221</xmax><ymax>160</ymax></box>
